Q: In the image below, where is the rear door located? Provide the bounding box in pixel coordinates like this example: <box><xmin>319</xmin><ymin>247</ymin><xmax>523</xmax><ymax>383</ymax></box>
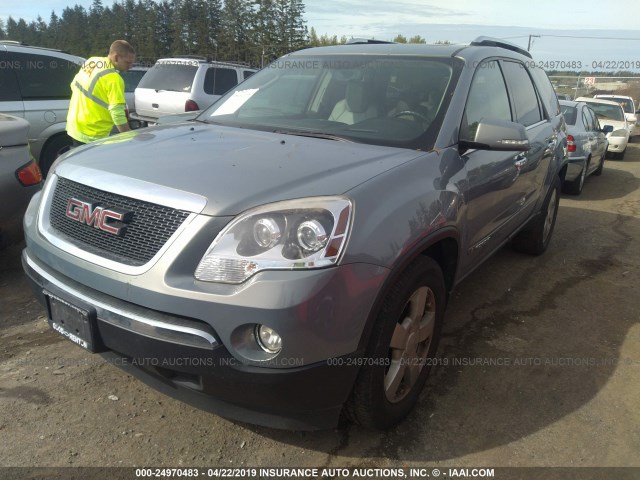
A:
<box><xmin>501</xmin><ymin>60</ymin><xmax>554</xmax><ymax>217</ymax></box>
<box><xmin>585</xmin><ymin>106</ymin><xmax>607</xmax><ymax>168</ymax></box>
<box><xmin>134</xmin><ymin>61</ymin><xmax>199</xmax><ymax>120</ymax></box>
<box><xmin>7</xmin><ymin>50</ymin><xmax>79</xmax><ymax>141</ymax></box>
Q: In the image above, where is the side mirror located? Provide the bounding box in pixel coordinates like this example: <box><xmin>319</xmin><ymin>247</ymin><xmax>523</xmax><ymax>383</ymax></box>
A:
<box><xmin>601</xmin><ymin>125</ymin><xmax>614</xmax><ymax>134</ymax></box>
<box><xmin>460</xmin><ymin>118</ymin><xmax>530</xmax><ymax>152</ymax></box>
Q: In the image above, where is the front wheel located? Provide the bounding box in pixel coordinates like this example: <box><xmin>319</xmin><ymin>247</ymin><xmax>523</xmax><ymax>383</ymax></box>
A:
<box><xmin>345</xmin><ymin>256</ymin><xmax>445</xmax><ymax>429</ymax></box>
<box><xmin>512</xmin><ymin>176</ymin><xmax>561</xmax><ymax>256</ymax></box>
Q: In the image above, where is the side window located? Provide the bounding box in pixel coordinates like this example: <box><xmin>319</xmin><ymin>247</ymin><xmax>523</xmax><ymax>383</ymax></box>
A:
<box><xmin>463</xmin><ymin>60</ymin><xmax>511</xmax><ymax>140</ymax></box>
<box><xmin>243</xmin><ymin>70</ymin><xmax>255</xmax><ymax>80</ymax></box>
<box><xmin>586</xmin><ymin>107</ymin><xmax>600</xmax><ymax>130</ymax></box>
<box><xmin>581</xmin><ymin>110</ymin><xmax>593</xmax><ymax>131</ymax></box>
<box><xmin>529</xmin><ymin>66</ymin><xmax>560</xmax><ymax>117</ymax></box>
<box><xmin>204</xmin><ymin>67</ymin><xmax>239</xmax><ymax>95</ymax></box>
<box><xmin>9</xmin><ymin>52</ymin><xmax>78</xmax><ymax>100</ymax></box>
<box><xmin>0</xmin><ymin>51</ymin><xmax>21</xmax><ymax>101</ymax></box>
<box><xmin>501</xmin><ymin>61</ymin><xmax>543</xmax><ymax>127</ymax></box>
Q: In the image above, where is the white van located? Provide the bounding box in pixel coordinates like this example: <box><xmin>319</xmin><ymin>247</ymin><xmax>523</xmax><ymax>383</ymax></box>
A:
<box><xmin>132</xmin><ymin>57</ymin><xmax>256</xmax><ymax>124</ymax></box>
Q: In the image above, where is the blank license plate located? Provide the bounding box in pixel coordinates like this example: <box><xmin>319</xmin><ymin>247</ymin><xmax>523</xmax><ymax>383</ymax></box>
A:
<box><xmin>46</xmin><ymin>292</ymin><xmax>98</xmax><ymax>352</ymax></box>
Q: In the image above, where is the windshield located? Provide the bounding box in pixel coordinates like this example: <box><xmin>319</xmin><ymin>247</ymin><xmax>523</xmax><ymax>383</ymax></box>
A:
<box><xmin>585</xmin><ymin>102</ymin><xmax>625</xmax><ymax>122</ymax></box>
<box><xmin>598</xmin><ymin>96</ymin><xmax>634</xmax><ymax>113</ymax></box>
<box><xmin>198</xmin><ymin>55</ymin><xmax>458</xmax><ymax>149</ymax></box>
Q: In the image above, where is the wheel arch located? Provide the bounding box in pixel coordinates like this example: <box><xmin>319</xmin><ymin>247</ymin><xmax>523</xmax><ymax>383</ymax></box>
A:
<box><xmin>356</xmin><ymin>227</ymin><xmax>460</xmax><ymax>353</ymax></box>
<box><xmin>39</xmin><ymin>131</ymin><xmax>73</xmax><ymax>176</ymax></box>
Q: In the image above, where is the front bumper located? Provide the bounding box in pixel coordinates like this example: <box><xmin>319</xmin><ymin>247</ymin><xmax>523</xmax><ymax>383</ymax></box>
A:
<box><xmin>607</xmin><ymin>136</ymin><xmax>628</xmax><ymax>153</ymax></box>
<box><xmin>22</xmin><ymin>249</ymin><xmax>372</xmax><ymax>430</ymax></box>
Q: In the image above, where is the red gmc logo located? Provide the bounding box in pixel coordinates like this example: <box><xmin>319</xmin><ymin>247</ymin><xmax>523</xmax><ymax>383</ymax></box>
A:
<box><xmin>65</xmin><ymin>198</ymin><xmax>132</xmax><ymax>236</ymax></box>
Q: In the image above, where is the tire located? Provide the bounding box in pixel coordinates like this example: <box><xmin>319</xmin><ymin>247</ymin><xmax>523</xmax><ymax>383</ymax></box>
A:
<box><xmin>345</xmin><ymin>256</ymin><xmax>445</xmax><ymax>429</ymax></box>
<box><xmin>617</xmin><ymin>148</ymin><xmax>626</xmax><ymax>160</ymax></box>
<box><xmin>562</xmin><ymin>159</ymin><xmax>587</xmax><ymax>195</ymax></box>
<box><xmin>39</xmin><ymin>134</ymin><xmax>73</xmax><ymax>177</ymax></box>
<box><xmin>512</xmin><ymin>176</ymin><xmax>561</xmax><ymax>256</ymax></box>
<box><xmin>592</xmin><ymin>155</ymin><xmax>604</xmax><ymax>176</ymax></box>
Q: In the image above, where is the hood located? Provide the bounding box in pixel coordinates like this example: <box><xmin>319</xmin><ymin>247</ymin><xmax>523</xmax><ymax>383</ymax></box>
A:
<box><xmin>53</xmin><ymin>122</ymin><xmax>422</xmax><ymax>216</ymax></box>
<box><xmin>600</xmin><ymin>119</ymin><xmax>628</xmax><ymax>132</ymax></box>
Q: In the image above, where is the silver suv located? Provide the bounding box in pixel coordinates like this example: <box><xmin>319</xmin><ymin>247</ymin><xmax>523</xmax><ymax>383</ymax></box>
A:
<box><xmin>132</xmin><ymin>57</ymin><xmax>257</xmax><ymax>124</ymax></box>
<box><xmin>23</xmin><ymin>38</ymin><xmax>567</xmax><ymax>430</ymax></box>
<box><xmin>0</xmin><ymin>41</ymin><xmax>84</xmax><ymax>176</ymax></box>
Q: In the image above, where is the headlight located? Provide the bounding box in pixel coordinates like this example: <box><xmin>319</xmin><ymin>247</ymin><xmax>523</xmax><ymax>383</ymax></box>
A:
<box><xmin>195</xmin><ymin>197</ymin><xmax>352</xmax><ymax>283</ymax></box>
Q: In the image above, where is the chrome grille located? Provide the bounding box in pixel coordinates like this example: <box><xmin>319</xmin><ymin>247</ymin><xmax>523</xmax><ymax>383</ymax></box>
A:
<box><xmin>49</xmin><ymin>177</ymin><xmax>190</xmax><ymax>266</ymax></box>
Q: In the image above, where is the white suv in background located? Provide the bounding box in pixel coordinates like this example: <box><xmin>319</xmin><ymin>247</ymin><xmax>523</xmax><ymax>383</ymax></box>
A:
<box><xmin>0</xmin><ymin>41</ymin><xmax>84</xmax><ymax>176</ymax></box>
<box><xmin>132</xmin><ymin>57</ymin><xmax>257</xmax><ymax>124</ymax></box>
<box><xmin>594</xmin><ymin>94</ymin><xmax>638</xmax><ymax>137</ymax></box>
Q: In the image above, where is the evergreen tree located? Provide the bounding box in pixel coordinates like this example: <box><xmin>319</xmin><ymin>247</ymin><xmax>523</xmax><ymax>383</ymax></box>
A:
<box><xmin>58</xmin><ymin>6</ymin><xmax>89</xmax><ymax>56</ymax></box>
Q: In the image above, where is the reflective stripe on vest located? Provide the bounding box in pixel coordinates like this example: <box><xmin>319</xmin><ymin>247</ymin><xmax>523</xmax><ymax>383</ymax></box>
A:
<box><xmin>74</xmin><ymin>68</ymin><xmax>118</xmax><ymax>109</ymax></box>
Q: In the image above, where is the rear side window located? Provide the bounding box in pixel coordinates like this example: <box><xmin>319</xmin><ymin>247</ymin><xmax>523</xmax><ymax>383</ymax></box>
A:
<box><xmin>529</xmin><ymin>66</ymin><xmax>560</xmax><ymax>117</ymax></box>
<box><xmin>0</xmin><ymin>51</ymin><xmax>21</xmax><ymax>101</ymax></box>
<box><xmin>243</xmin><ymin>70</ymin><xmax>255</xmax><ymax>80</ymax></box>
<box><xmin>581</xmin><ymin>109</ymin><xmax>594</xmax><ymax>131</ymax></box>
<box><xmin>204</xmin><ymin>67</ymin><xmax>238</xmax><ymax>95</ymax></box>
<box><xmin>9</xmin><ymin>52</ymin><xmax>78</xmax><ymax>100</ymax></box>
<box><xmin>501</xmin><ymin>61</ymin><xmax>542</xmax><ymax>126</ymax></box>
<box><xmin>585</xmin><ymin>107</ymin><xmax>600</xmax><ymax>130</ymax></box>
<box><xmin>463</xmin><ymin>60</ymin><xmax>511</xmax><ymax>139</ymax></box>
<box><xmin>138</xmin><ymin>63</ymin><xmax>198</xmax><ymax>92</ymax></box>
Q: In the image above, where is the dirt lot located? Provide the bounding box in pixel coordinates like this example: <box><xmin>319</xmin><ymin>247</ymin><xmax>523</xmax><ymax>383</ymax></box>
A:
<box><xmin>1</xmin><ymin>143</ymin><xmax>639</xmax><ymax>476</ymax></box>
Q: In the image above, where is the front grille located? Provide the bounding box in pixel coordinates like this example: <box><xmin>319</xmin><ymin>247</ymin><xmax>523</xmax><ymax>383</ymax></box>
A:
<box><xmin>49</xmin><ymin>177</ymin><xmax>190</xmax><ymax>266</ymax></box>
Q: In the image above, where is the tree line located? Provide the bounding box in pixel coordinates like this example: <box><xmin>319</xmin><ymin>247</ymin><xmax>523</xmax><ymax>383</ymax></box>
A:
<box><xmin>0</xmin><ymin>0</ymin><xmax>438</xmax><ymax>67</ymax></box>
<box><xmin>0</xmin><ymin>0</ymin><xmax>308</xmax><ymax>67</ymax></box>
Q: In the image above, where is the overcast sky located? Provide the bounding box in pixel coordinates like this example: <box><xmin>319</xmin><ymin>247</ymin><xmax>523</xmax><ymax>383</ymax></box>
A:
<box><xmin>2</xmin><ymin>0</ymin><xmax>639</xmax><ymax>69</ymax></box>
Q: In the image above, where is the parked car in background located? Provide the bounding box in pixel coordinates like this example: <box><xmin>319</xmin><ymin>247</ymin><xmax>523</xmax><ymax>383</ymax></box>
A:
<box><xmin>0</xmin><ymin>114</ymin><xmax>42</xmax><ymax>247</ymax></box>
<box><xmin>23</xmin><ymin>37</ymin><xmax>567</xmax><ymax>430</ymax></box>
<box><xmin>119</xmin><ymin>65</ymin><xmax>150</xmax><ymax>115</ymax></box>
<box><xmin>559</xmin><ymin>100</ymin><xmax>611</xmax><ymax>195</ymax></box>
<box><xmin>576</xmin><ymin>97</ymin><xmax>630</xmax><ymax>159</ymax></box>
<box><xmin>116</xmin><ymin>64</ymin><xmax>150</xmax><ymax>130</ymax></box>
<box><xmin>0</xmin><ymin>41</ymin><xmax>84</xmax><ymax>176</ymax></box>
<box><xmin>594</xmin><ymin>94</ymin><xmax>638</xmax><ymax>137</ymax></box>
<box><xmin>132</xmin><ymin>57</ymin><xmax>257</xmax><ymax>124</ymax></box>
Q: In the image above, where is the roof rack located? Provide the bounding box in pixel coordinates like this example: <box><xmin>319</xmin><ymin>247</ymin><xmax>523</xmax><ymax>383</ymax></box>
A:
<box><xmin>470</xmin><ymin>36</ymin><xmax>532</xmax><ymax>59</ymax></box>
<box><xmin>166</xmin><ymin>55</ymin><xmax>253</xmax><ymax>68</ymax></box>
<box><xmin>0</xmin><ymin>40</ymin><xmax>67</xmax><ymax>53</ymax></box>
<box><xmin>346</xmin><ymin>38</ymin><xmax>396</xmax><ymax>45</ymax></box>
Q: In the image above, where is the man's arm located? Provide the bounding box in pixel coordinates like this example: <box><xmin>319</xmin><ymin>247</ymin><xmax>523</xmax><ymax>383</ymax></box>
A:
<box><xmin>109</xmin><ymin>103</ymin><xmax>131</xmax><ymax>132</ymax></box>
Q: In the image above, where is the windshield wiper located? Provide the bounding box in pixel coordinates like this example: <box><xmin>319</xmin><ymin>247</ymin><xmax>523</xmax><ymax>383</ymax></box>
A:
<box><xmin>273</xmin><ymin>130</ymin><xmax>349</xmax><ymax>142</ymax></box>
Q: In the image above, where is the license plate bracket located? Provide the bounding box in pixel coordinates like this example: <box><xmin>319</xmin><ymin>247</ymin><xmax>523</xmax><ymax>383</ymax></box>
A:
<box><xmin>45</xmin><ymin>292</ymin><xmax>100</xmax><ymax>353</ymax></box>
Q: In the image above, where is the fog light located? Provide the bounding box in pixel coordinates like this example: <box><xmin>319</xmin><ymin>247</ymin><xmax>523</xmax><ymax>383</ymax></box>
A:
<box><xmin>255</xmin><ymin>325</ymin><xmax>282</xmax><ymax>354</ymax></box>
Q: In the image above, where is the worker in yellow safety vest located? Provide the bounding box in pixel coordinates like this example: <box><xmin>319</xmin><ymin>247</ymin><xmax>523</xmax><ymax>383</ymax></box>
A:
<box><xmin>66</xmin><ymin>40</ymin><xmax>136</xmax><ymax>147</ymax></box>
